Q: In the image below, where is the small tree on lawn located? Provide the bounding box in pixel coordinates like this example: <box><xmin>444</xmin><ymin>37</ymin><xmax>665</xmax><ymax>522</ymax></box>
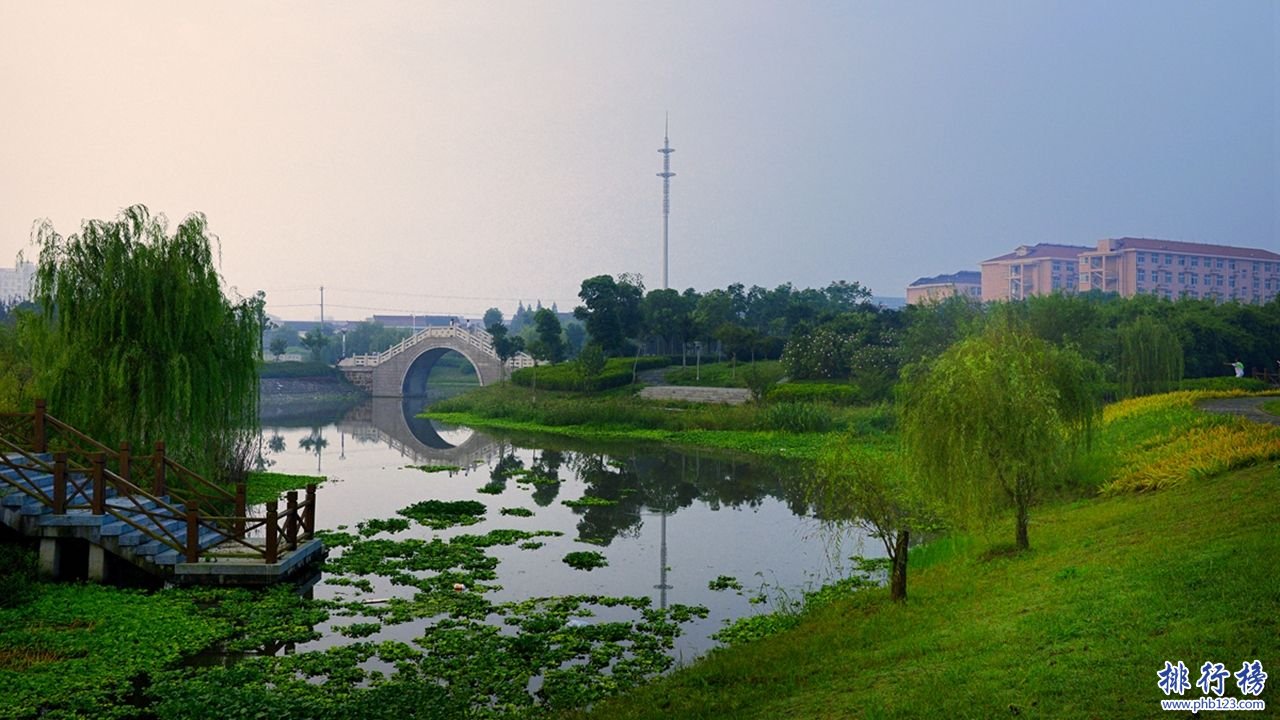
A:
<box><xmin>899</xmin><ymin>316</ymin><xmax>1098</xmax><ymax>551</ymax></box>
<box><xmin>575</xmin><ymin>343</ymin><xmax>606</xmax><ymax>391</ymax></box>
<box><xmin>269</xmin><ymin>336</ymin><xmax>289</xmax><ymax>360</ymax></box>
<box><xmin>300</xmin><ymin>327</ymin><xmax>329</xmax><ymax>362</ymax></box>
<box><xmin>811</xmin><ymin>443</ymin><xmax>934</xmax><ymax>602</ymax></box>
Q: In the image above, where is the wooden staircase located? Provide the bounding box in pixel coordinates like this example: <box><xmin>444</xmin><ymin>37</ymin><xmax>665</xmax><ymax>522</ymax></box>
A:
<box><xmin>0</xmin><ymin>401</ymin><xmax>325</xmax><ymax>586</ymax></box>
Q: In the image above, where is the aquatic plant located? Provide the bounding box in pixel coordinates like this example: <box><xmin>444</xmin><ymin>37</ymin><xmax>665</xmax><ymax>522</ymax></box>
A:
<box><xmin>563</xmin><ymin>551</ymin><xmax>608</xmax><ymax>570</ymax></box>
<box><xmin>397</xmin><ymin>500</ymin><xmax>487</xmax><ymax>529</ymax></box>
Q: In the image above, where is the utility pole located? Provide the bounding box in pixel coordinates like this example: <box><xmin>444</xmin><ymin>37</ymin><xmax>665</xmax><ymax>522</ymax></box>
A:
<box><xmin>319</xmin><ymin>286</ymin><xmax>325</xmax><ymax>334</ymax></box>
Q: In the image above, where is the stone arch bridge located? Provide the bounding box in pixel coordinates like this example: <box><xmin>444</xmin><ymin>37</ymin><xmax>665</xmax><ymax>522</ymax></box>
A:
<box><xmin>338</xmin><ymin>325</ymin><xmax>534</xmax><ymax>397</ymax></box>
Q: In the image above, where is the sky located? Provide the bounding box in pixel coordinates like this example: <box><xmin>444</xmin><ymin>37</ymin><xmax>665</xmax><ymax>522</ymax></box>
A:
<box><xmin>1</xmin><ymin>0</ymin><xmax>1277</xmax><ymax>321</ymax></box>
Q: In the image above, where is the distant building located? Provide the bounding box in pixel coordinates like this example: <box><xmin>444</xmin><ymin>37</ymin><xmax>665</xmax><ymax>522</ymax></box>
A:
<box><xmin>1077</xmin><ymin>237</ymin><xmax>1280</xmax><ymax>303</ymax></box>
<box><xmin>980</xmin><ymin>244</ymin><xmax>1089</xmax><ymax>301</ymax></box>
<box><xmin>371</xmin><ymin>314</ymin><xmax>458</xmax><ymax>330</ymax></box>
<box><xmin>906</xmin><ymin>271</ymin><xmax>982</xmax><ymax>305</ymax></box>
<box><xmin>0</xmin><ymin>261</ymin><xmax>35</xmax><ymax>304</ymax></box>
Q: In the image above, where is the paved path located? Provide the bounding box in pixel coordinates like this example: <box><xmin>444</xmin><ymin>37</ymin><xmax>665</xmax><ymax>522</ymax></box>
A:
<box><xmin>638</xmin><ymin>385</ymin><xmax>752</xmax><ymax>405</ymax></box>
<box><xmin>1196</xmin><ymin>396</ymin><xmax>1280</xmax><ymax>426</ymax></box>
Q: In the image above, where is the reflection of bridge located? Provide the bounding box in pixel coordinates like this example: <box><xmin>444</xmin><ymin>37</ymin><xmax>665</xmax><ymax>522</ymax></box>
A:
<box><xmin>338</xmin><ymin>325</ymin><xmax>534</xmax><ymax>396</ymax></box>
<box><xmin>336</xmin><ymin>398</ymin><xmax>501</xmax><ymax>467</ymax></box>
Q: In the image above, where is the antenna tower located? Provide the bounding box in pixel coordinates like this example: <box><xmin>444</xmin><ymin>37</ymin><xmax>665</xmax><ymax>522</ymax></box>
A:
<box><xmin>657</xmin><ymin>116</ymin><xmax>675</xmax><ymax>290</ymax></box>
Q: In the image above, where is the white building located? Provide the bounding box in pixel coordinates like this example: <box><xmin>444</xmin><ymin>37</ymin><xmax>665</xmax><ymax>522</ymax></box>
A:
<box><xmin>0</xmin><ymin>262</ymin><xmax>35</xmax><ymax>305</ymax></box>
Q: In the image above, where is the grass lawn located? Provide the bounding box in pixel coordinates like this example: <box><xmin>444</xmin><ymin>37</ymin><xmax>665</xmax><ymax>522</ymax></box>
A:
<box><xmin>565</xmin><ymin>460</ymin><xmax>1279</xmax><ymax>719</ymax></box>
<box><xmin>1262</xmin><ymin>399</ymin><xmax>1280</xmax><ymax>417</ymax></box>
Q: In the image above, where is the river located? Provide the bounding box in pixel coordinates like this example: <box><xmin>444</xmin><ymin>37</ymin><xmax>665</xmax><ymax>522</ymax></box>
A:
<box><xmin>259</xmin><ymin>395</ymin><xmax>881</xmax><ymax>661</ymax></box>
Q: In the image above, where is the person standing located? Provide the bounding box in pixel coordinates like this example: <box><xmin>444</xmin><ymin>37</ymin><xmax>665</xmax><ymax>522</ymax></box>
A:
<box><xmin>1229</xmin><ymin>360</ymin><xmax>1244</xmax><ymax>378</ymax></box>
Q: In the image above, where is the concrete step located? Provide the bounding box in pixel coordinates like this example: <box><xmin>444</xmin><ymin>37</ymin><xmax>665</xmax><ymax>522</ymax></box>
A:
<box><xmin>151</xmin><ymin>529</ymin><xmax>235</xmax><ymax>565</ymax></box>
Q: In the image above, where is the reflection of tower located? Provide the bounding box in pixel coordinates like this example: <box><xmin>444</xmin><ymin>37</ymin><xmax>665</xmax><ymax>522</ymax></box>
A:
<box><xmin>657</xmin><ymin>116</ymin><xmax>676</xmax><ymax>290</ymax></box>
<box><xmin>655</xmin><ymin>510</ymin><xmax>671</xmax><ymax>610</ymax></box>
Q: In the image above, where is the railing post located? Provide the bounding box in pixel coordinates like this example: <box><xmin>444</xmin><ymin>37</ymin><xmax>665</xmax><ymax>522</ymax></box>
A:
<box><xmin>152</xmin><ymin>442</ymin><xmax>166</xmax><ymax>497</ymax></box>
<box><xmin>265</xmin><ymin>501</ymin><xmax>279</xmax><ymax>564</ymax></box>
<box><xmin>90</xmin><ymin>453</ymin><xmax>106</xmax><ymax>515</ymax></box>
<box><xmin>52</xmin><ymin>452</ymin><xmax>67</xmax><ymax>514</ymax></box>
<box><xmin>285</xmin><ymin>490</ymin><xmax>299</xmax><ymax>550</ymax></box>
<box><xmin>185</xmin><ymin>505</ymin><xmax>200</xmax><ymax>563</ymax></box>
<box><xmin>234</xmin><ymin>481</ymin><xmax>246</xmax><ymax>538</ymax></box>
<box><xmin>118</xmin><ymin>442</ymin><xmax>131</xmax><ymax>483</ymax></box>
<box><xmin>33</xmin><ymin>399</ymin><xmax>46</xmax><ymax>453</ymax></box>
<box><xmin>303</xmin><ymin>484</ymin><xmax>316</xmax><ymax>539</ymax></box>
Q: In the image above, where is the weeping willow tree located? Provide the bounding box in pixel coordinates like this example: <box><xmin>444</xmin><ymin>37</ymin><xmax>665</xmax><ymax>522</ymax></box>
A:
<box><xmin>810</xmin><ymin>443</ymin><xmax>936</xmax><ymax>602</ymax></box>
<box><xmin>899</xmin><ymin>316</ymin><xmax>1099</xmax><ymax>550</ymax></box>
<box><xmin>21</xmin><ymin>205</ymin><xmax>264</xmax><ymax>482</ymax></box>
<box><xmin>1117</xmin><ymin>315</ymin><xmax>1183</xmax><ymax>399</ymax></box>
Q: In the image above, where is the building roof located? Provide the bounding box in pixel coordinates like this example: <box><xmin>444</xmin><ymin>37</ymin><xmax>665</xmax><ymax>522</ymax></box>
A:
<box><xmin>1091</xmin><ymin>237</ymin><xmax>1280</xmax><ymax>261</ymax></box>
<box><xmin>909</xmin><ymin>270</ymin><xmax>981</xmax><ymax>287</ymax></box>
<box><xmin>981</xmin><ymin>244</ymin><xmax>1092</xmax><ymax>264</ymax></box>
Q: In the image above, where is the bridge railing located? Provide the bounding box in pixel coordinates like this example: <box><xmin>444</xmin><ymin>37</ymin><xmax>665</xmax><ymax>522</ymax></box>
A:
<box><xmin>0</xmin><ymin>400</ymin><xmax>316</xmax><ymax>565</ymax></box>
<box><xmin>338</xmin><ymin>324</ymin><xmax>535</xmax><ymax>371</ymax></box>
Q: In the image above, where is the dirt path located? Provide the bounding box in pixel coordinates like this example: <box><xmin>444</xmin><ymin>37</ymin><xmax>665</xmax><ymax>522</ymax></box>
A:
<box><xmin>1196</xmin><ymin>396</ymin><xmax>1280</xmax><ymax>426</ymax></box>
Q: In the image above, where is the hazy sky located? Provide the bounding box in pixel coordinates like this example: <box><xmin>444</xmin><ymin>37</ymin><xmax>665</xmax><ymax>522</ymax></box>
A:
<box><xmin>1</xmin><ymin>1</ymin><xmax>1276</xmax><ymax>320</ymax></box>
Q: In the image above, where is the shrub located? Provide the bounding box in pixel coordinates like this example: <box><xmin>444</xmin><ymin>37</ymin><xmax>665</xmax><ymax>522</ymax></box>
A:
<box><xmin>511</xmin><ymin>357</ymin><xmax>668</xmax><ymax>391</ymax></box>
<box><xmin>767</xmin><ymin>382</ymin><xmax>859</xmax><ymax>405</ymax></box>
<box><xmin>1179</xmin><ymin>377</ymin><xmax>1270</xmax><ymax>392</ymax></box>
<box><xmin>757</xmin><ymin>402</ymin><xmax>835</xmax><ymax>433</ymax></box>
<box><xmin>0</xmin><ymin>543</ymin><xmax>38</xmax><ymax>608</ymax></box>
<box><xmin>257</xmin><ymin>361</ymin><xmax>342</xmax><ymax>380</ymax></box>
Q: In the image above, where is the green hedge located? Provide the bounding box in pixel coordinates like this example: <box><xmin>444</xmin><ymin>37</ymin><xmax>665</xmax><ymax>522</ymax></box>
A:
<box><xmin>1179</xmin><ymin>377</ymin><xmax>1271</xmax><ymax>392</ymax></box>
<box><xmin>257</xmin><ymin>361</ymin><xmax>341</xmax><ymax>379</ymax></box>
<box><xmin>511</xmin><ymin>356</ymin><xmax>668</xmax><ymax>392</ymax></box>
<box><xmin>767</xmin><ymin>382</ymin><xmax>860</xmax><ymax>405</ymax></box>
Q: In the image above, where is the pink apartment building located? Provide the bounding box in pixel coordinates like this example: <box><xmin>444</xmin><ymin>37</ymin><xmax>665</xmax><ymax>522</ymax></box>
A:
<box><xmin>906</xmin><ymin>271</ymin><xmax>982</xmax><ymax>305</ymax></box>
<box><xmin>1077</xmin><ymin>237</ymin><xmax>1280</xmax><ymax>303</ymax></box>
<box><xmin>979</xmin><ymin>244</ymin><xmax>1089</xmax><ymax>301</ymax></box>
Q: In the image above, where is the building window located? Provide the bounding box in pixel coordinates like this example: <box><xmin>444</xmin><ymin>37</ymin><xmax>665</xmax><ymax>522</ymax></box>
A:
<box><xmin>1137</xmin><ymin>269</ymin><xmax>1146</xmax><ymax>282</ymax></box>
<box><xmin>1165</xmin><ymin>254</ymin><xmax>1173</xmax><ymax>265</ymax></box>
<box><xmin>1137</xmin><ymin>253</ymin><xmax>1145</xmax><ymax>263</ymax></box>
<box><xmin>1177</xmin><ymin>272</ymin><xmax>1185</xmax><ymax>284</ymax></box>
<box><xmin>1165</xmin><ymin>271</ymin><xmax>1173</xmax><ymax>284</ymax></box>
<box><xmin>1190</xmin><ymin>274</ymin><xmax>1197</xmax><ymax>286</ymax></box>
<box><xmin>1190</xmin><ymin>257</ymin><xmax>1199</xmax><ymax>267</ymax></box>
<box><xmin>1216</xmin><ymin>259</ymin><xmax>1224</xmax><ymax>269</ymax></box>
<box><xmin>1178</xmin><ymin>256</ymin><xmax>1185</xmax><ymax>266</ymax></box>
<box><xmin>1229</xmin><ymin>260</ymin><xmax>1236</xmax><ymax>270</ymax></box>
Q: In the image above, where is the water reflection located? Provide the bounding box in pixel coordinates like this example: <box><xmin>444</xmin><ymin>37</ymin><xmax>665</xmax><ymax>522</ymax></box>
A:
<box><xmin>261</xmin><ymin>397</ymin><xmax>876</xmax><ymax>658</ymax></box>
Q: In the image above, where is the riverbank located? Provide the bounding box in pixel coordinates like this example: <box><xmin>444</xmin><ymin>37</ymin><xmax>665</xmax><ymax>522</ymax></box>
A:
<box><xmin>423</xmin><ymin>383</ymin><xmax>893</xmax><ymax>461</ymax></box>
<box><xmin>564</xmin><ymin>459</ymin><xmax>1279</xmax><ymax>719</ymax></box>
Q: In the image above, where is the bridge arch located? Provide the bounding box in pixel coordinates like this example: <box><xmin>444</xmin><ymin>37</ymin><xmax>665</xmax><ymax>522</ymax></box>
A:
<box><xmin>340</xmin><ymin>326</ymin><xmax>530</xmax><ymax>398</ymax></box>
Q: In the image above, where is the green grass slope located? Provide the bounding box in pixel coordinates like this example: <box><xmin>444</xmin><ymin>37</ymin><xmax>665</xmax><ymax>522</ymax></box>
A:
<box><xmin>567</xmin><ymin>461</ymin><xmax>1278</xmax><ymax>719</ymax></box>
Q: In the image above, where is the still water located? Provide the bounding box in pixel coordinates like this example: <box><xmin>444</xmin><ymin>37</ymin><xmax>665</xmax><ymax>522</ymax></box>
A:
<box><xmin>260</xmin><ymin>396</ymin><xmax>879</xmax><ymax>660</ymax></box>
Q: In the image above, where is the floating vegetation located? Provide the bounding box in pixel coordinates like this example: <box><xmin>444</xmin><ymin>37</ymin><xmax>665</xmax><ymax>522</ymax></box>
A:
<box><xmin>708</xmin><ymin>575</ymin><xmax>743</xmax><ymax>592</ymax></box>
<box><xmin>562</xmin><ymin>551</ymin><xmax>608</xmax><ymax>571</ymax></box>
<box><xmin>357</xmin><ymin>518</ymin><xmax>411</xmax><ymax>537</ymax></box>
<box><xmin>575</xmin><ymin>537</ymin><xmax>609</xmax><ymax>546</ymax></box>
<box><xmin>244</xmin><ymin>471</ymin><xmax>326</xmax><ymax>505</ymax></box>
<box><xmin>477</xmin><ymin>484</ymin><xmax>506</xmax><ymax>495</ymax></box>
<box><xmin>518</xmin><ymin>541</ymin><xmax>545</xmax><ymax>550</ymax></box>
<box><xmin>404</xmin><ymin>464</ymin><xmax>462</xmax><ymax>473</ymax></box>
<box><xmin>337</xmin><ymin>622</ymin><xmax>382</xmax><ymax>639</ymax></box>
<box><xmin>561</xmin><ymin>496</ymin><xmax>619</xmax><ymax>509</ymax></box>
<box><xmin>396</xmin><ymin>500</ymin><xmax>487</xmax><ymax>529</ymax></box>
<box><xmin>500</xmin><ymin>507</ymin><xmax>535</xmax><ymax>517</ymax></box>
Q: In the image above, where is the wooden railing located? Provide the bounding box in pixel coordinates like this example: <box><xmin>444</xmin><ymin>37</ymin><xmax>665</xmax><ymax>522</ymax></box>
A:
<box><xmin>0</xmin><ymin>400</ymin><xmax>316</xmax><ymax>565</ymax></box>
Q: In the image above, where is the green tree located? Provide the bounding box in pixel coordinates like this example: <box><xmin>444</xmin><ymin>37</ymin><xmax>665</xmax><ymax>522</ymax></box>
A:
<box><xmin>532</xmin><ymin>307</ymin><xmax>564</xmax><ymax>363</ymax></box>
<box><xmin>899</xmin><ymin>318</ymin><xmax>1099</xmax><ymax>550</ymax></box>
<box><xmin>483</xmin><ymin>307</ymin><xmax>504</xmax><ymax>330</ymax></box>
<box><xmin>269</xmin><ymin>336</ymin><xmax>289</xmax><ymax>359</ymax></box>
<box><xmin>812</xmin><ymin>444</ymin><xmax>933</xmax><ymax>602</ymax></box>
<box><xmin>487</xmin><ymin>321</ymin><xmax>523</xmax><ymax>378</ymax></box>
<box><xmin>300</xmin><ymin>327</ymin><xmax>329</xmax><ymax>362</ymax></box>
<box><xmin>1117</xmin><ymin>315</ymin><xmax>1183</xmax><ymax>398</ymax></box>
<box><xmin>22</xmin><ymin>205</ymin><xmax>264</xmax><ymax>481</ymax></box>
<box><xmin>575</xmin><ymin>343</ymin><xmax>606</xmax><ymax>390</ymax></box>
<box><xmin>573</xmin><ymin>274</ymin><xmax>644</xmax><ymax>355</ymax></box>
